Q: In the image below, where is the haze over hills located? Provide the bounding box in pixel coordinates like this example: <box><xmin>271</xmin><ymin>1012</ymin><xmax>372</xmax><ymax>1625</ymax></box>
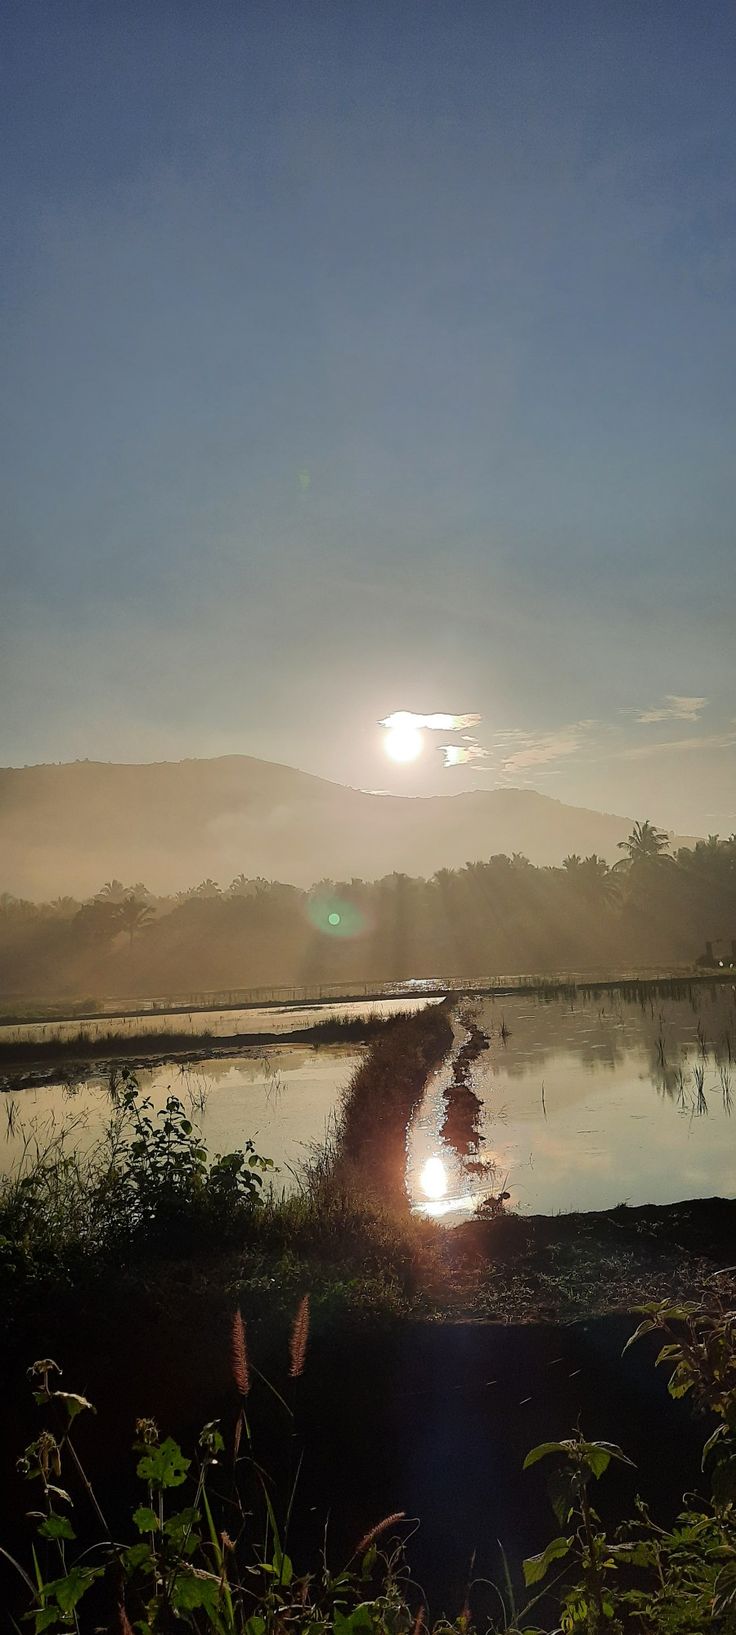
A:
<box><xmin>0</xmin><ymin>756</ymin><xmax>699</xmax><ymax>900</ymax></box>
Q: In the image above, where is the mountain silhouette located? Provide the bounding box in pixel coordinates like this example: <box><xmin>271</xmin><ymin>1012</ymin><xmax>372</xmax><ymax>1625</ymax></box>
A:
<box><xmin>0</xmin><ymin>756</ymin><xmax>698</xmax><ymax>899</ymax></box>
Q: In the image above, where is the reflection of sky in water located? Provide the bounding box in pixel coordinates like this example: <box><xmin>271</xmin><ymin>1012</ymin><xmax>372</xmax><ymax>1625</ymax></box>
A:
<box><xmin>1</xmin><ymin>1047</ymin><xmax>360</xmax><ymax>1193</ymax></box>
<box><xmin>408</xmin><ymin>985</ymin><xmax>736</xmax><ymax>1220</ymax></box>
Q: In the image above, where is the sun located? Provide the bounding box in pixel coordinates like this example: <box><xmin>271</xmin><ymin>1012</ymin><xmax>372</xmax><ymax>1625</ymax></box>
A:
<box><xmin>384</xmin><ymin>724</ymin><xmax>424</xmax><ymax>763</ymax></box>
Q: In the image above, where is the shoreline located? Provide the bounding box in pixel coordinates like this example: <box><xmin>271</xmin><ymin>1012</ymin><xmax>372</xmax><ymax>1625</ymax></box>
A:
<box><xmin>0</xmin><ymin>964</ymin><xmax>733</xmax><ymax>1030</ymax></box>
<box><xmin>0</xmin><ymin>1010</ymin><xmax>414</xmax><ymax>1085</ymax></box>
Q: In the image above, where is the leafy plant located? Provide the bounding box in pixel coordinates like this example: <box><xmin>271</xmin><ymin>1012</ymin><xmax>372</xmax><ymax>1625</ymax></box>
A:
<box><xmin>522</xmin><ymin>1435</ymin><xmax>633</xmax><ymax>1632</ymax></box>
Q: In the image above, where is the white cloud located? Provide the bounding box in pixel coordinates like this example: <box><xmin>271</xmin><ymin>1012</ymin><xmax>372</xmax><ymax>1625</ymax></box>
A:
<box><xmin>635</xmin><ymin>695</ymin><xmax>707</xmax><ymax>724</ymax></box>
<box><xmin>491</xmin><ymin>724</ymin><xmax>592</xmax><ymax>776</ymax></box>
<box><xmin>622</xmin><ymin>730</ymin><xmax>736</xmax><ymax>761</ymax></box>
<box><xmin>439</xmin><ymin>742</ymin><xmax>491</xmax><ymax>767</ymax></box>
<box><xmin>380</xmin><ymin>710</ymin><xmax>481</xmax><ymax>732</ymax></box>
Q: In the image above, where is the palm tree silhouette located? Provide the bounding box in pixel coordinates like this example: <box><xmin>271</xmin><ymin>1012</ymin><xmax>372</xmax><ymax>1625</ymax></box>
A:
<box><xmin>616</xmin><ymin>820</ymin><xmax>670</xmax><ymax>869</ymax></box>
<box><xmin>97</xmin><ymin>878</ymin><xmax>126</xmax><ymax>903</ymax></box>
<box><xmin>578</xmin><ymin>854</ymin><xmax>620</xmax><ymax>907</ymax></box>
<box><xmin>116</xmin><ymin>894</ymin><xmax>154</xmax><ymax>950</ymax></box>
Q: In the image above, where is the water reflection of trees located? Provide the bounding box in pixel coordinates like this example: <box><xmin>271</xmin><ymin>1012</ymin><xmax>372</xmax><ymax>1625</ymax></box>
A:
<box><xmin>473</xmin><ymin>989</ymin><xmax>736</xmax><ymax>1105</ymax></box>
<box><xmin>439</xmin><ymin>1017</ymin><xmax>490</xmax><ymax>1163</ymax></box>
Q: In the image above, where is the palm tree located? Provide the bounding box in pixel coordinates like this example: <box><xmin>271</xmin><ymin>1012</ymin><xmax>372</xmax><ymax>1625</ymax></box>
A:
<box><xmin>616</xmin><ymin>820</ymin><xmax>670</xmax><ymax>869</ymax></box>
<box><xmin>228</xmin><ymin>873</ymin><xmax>254</xmax><ymax>897</ymax></box>
<box><xmin>96</xmin><ymin>879</ymin><xmax>127</xmax><ymax>903</ymax></box>
<box><xmin>116</xmin><ymin>894</ymin><xmax>154</xmax><ymax>950</ymax></box>
<box><xmin>578</xmin><ymin>854</ymin><xmax>620</xmax><ymax>908</ymax></box>
<box><xmin>50</xmin><ymin>896</ymin><xmax>79</xmax><ymax>918</ymax></box>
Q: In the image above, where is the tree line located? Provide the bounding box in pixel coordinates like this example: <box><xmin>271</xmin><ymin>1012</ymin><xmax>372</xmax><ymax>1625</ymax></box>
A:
<box><xmin>1</xmin><ymin>822</ymin><xmax>735</xmax><ymax>1000</ymax></box>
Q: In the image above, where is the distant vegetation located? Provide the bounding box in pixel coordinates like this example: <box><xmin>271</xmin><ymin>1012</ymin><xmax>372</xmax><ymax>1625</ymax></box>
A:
<box><xmin>1</xmin><ymin>826</ymin><xmax>735</xmax><ymax>1001</ymax></box>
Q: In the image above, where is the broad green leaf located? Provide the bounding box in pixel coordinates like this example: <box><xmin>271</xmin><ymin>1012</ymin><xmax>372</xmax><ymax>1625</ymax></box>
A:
<box><xmin>171</xmin><ymin>1571</ymin><xmax>220</xmax><ymax>1612</ymax></box>
<box><xmin>132</xmin><ymin>1505</ymin><xmax>160</xmax><ymax>1533</ymax></box>
<box><xmin>124</xmin><ymin>1540</ymin><xmax>154</xmax><ymax>1571</ymax></box>
<box><xmin>349</xmin><ymin>1605</ymin><xmax>379</xmax><ymax>1631</ymax></box>
<box><xmin>54</xmin><ymin>1392</ymin><xmax>95</xmax><ymax>1422</ymax></box>
<box><xmin>45</xmin><ymin>1565</ymin><xmax>103</xmax><ymax>1613</ymax></box>
<box><xmin>34</xmin><ymin>1610</ymin><xmax>62</xmax><ymax>1633</ymax></box>
<box><xmin>37</xmin><ymin>1515</ymin><xmax>75</xmax><ymax>1542</ymax></box>
<box><xmin>547</xmin><ymin>1468</ymin><xmax>575</xmax><ymax>1525</ymax></box>
<box><xmin>609</xmin><ymin>1541</ymin><xmax>657</xmax><ymax>1567</ymax></box>
<box><xmin>164</xmin><ymin>1507</ymin><xmax>201</xmax><ymax>1554</ymax></box>
<box><xmin>136</xmin><ymin>1436</ymin><xmax>190</xmax><ymax>1489</ymax></box>
<box><xmin>581</xmin><ymin>1440</ymin><xmax>634</xmax><ymax>1478</ymax></box>
<box><xmin>523</xmin><ymin>1535</ymin><xmax>572</xmax><ymax>1586</ymax></box>
<box><xmin>523</xmin><ymin>1441</ymin><xmax>568</xmax><ymax>1469</ymax></box>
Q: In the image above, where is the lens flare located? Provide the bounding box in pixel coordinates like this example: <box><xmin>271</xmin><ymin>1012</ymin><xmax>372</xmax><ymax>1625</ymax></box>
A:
<box><xmin>420</xmin><ymin>1155</ymin><xmax>448</xmax><ymax>1200</ymax></box>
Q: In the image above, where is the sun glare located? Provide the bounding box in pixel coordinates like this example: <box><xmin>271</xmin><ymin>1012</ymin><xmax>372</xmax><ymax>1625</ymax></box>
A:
<box><xmin>384</xmin><ymin>724</ymin><xmax>423</xmax><ymax>763</ymax></box>
<box><xmin>420</xmin><ymin>1155</ymin><xmax>448</xmax><ymax>1200</ymax></box>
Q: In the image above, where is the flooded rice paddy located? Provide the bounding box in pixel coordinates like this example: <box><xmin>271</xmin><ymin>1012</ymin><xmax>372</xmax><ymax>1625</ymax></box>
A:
<box><xmin>0</xmin><ymin>1047</ymin><xmax>360</xmax><ymax>1192</ymax></box>
<box><xmin>2</xmin><ymin>982</ymin><xmax>735</xmax><ymax>1219</ymax></box>
<box><xmin>0</xmin><ymin>994</ymin><xmax>436</xmax><ymax>1048</ymax></box>
<box><xmin>408</xmin><ymin>982</ymin><xmax>736</xmax><ymax>1219</ymax></box>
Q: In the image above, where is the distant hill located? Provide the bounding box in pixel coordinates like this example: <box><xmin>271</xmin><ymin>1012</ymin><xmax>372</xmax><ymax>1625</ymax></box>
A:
<box><xmin>0</xmin><ymin>756</ymin><xmax>698</xmax><ymax>899</ymax></box>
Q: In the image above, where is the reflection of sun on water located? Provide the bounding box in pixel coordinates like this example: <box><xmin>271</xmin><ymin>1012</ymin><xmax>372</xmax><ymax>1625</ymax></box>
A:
<box><xmin>420</xmin><ymin>1155</ymin><xmax>448</xmax><ymax>1199</ymax></box>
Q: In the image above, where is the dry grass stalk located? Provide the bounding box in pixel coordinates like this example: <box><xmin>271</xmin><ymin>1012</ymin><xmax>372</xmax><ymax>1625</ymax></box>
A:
<box><xmin>289</xmin><ymin>1294</ymin><xmax>310</xmax><ymax>1378</ymax></box>
<box><xmin>411</xmin><ymin>1604</ymin><xmax>426</xmax><ymax>1635</ymax></box>
<box><xmin>231</xmin><ymin>1309</ymin><xmax>250</xmax><ymax>1397</ymax></box>
<box><xmin>356</xmin><ymin>1511</ymin><xmax>406</xmax><ymax>1554</ymax></box>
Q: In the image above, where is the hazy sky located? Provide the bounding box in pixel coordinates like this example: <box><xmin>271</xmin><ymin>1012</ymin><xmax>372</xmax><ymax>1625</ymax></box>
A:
<box><xmin>2</xmin><ymin>0</ymin><xmax>734</xmax><ymax>834</ymax></box>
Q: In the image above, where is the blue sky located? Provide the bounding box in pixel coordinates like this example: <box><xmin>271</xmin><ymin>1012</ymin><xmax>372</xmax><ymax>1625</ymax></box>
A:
<box><xmin>1</xmin><ymin>0</ymin><xmax>734</xmax><ymax>833</ymax></box>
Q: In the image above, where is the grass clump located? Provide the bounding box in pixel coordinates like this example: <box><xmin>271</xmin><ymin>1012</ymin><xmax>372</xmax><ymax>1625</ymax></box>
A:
<box><xmin>332</xmin><ymin>1001</ymin><xmax>454</xmax><ymax>1202</ymax></box>
<box><xmin>0</xmin><ymin>1026</ymin><xmax>216</xmax><ymax>1067</ymax></box>
<box><xmin>0</xmin><ymin>1072</ymin><xmax>274</xmax><ymax>1312</ymax></box>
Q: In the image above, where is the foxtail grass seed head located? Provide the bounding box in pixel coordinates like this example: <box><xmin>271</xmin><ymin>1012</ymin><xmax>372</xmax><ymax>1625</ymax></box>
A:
<box><xmin>356</xmin><ymin>1512</ymin><xmax>406</xmax><ymax>1554</ymax></box>
<box><xmin>231</xmin><ymin>1309</ymin><xmax>250</xmax><ymax>1397</ymax></box>
<box><xmin>116</xmin><ymin>1606</ymin><xmax>135</xmax><ymax>1635</ymax></box>
<box><xmin>289</xmin><ymin>1294</ymin><xmax>310</xmax><ymax>1378</ymax></box>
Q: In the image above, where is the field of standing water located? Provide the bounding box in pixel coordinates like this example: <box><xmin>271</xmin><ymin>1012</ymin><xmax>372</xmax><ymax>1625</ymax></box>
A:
<box><xmin>4</xmin><ymin>981</ymin><xmax>736</xmax><ymax>1221</ymax></box>
<box><xmin>0</xmin><ymin>1046</ymin><xmax>361</xmax><ymax>1192</ymax></box>
<box><xmin>408</xmin><ymin>981</ymin><xmax>736</xmax><ymax>1219</ymax></box>
<box><xmin>0</xmin><ymin>994</ymin><xmax>437</xmax><ymax>1048</ymax></box>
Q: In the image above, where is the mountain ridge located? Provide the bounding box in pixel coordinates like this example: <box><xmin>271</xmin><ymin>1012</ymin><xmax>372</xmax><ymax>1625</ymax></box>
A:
<box><xmin>0</xmin><ymin>755</ymin><xmax>699</xmax><ymax>899</ymax></box>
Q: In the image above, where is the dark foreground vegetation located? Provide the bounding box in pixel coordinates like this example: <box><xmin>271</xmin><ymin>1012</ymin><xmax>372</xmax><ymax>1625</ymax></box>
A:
<box><xmin>6</xmin><ymin>1294</ymin><xmax>736</xmax><ymax>1631</ymax></box>
<box><xmin>2</xmin><ymin>824</ymin><xmax>736</xmax><ymax>1002</ymax></box>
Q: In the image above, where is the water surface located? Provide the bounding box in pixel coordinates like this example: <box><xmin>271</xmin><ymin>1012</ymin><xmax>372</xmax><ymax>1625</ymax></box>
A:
<box><xmin>408</xmin><ymin>983</ymin><xmax>736</xmax><ymax>1218</ymax></box>
<box><xmin>1</xmin><ymin>1046</ymin><xmax>359</xmax><ymax>1191</ymax></box>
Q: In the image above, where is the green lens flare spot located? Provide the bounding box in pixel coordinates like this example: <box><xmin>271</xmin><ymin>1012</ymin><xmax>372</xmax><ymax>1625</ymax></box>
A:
<box><xmin>305</xmin><ymin>896</ymin><xmax>367</xmax><ymax>939</ymax></box>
